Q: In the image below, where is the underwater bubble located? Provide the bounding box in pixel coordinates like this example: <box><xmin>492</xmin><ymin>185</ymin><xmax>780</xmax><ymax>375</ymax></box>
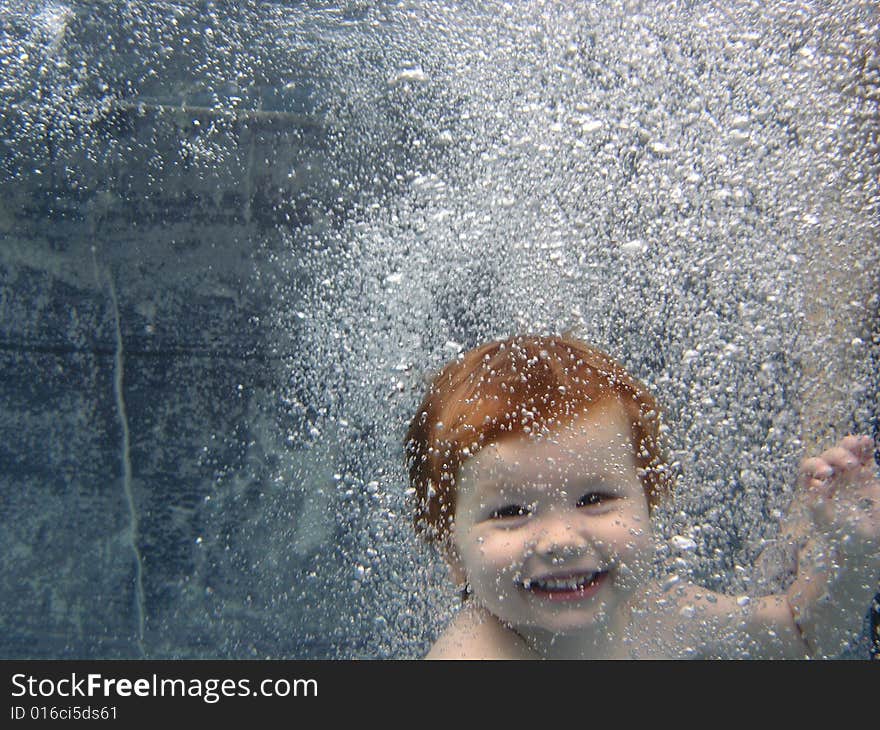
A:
<box><xmin>670</xmin><ymin>536</ymin><xmax>697</xmax><ymax>552</ymax></box>
<box><xmin>619</xmin><ymin>239</ymin><xmax>648</xmax><ymax>255</ymax></box>
<box><xmin>648</xmin><ymin>141</ymin><xmax>673</xmax><ymax>155</ymax></box>
<box><xmin>389</xmin><ymin>67</ymin><xmax>428</xmax><ymax>85</ymax></box>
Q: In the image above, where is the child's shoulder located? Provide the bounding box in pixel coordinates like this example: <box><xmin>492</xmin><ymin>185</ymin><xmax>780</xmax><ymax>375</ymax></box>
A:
<box><xmin>425</xmin><ymin>603</ymin><xmax>536</xmax><ymax>660</ymax></box>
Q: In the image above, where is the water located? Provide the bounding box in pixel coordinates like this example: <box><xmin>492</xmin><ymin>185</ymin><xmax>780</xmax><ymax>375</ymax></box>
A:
<box><xmin>0</xmin><ymin>1</ymin><xmax>877</xmax><ymax>658</ymax></box>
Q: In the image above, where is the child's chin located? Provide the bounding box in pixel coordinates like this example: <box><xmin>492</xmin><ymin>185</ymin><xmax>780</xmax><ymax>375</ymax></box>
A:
<box><xmin>526</xmin><ymin>602</ymin><xmax>613</xmax><ymax>634</ymax></box>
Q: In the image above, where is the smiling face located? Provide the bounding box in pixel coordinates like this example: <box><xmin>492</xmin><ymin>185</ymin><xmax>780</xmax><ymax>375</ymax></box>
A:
<box><xmin>448</xmin><ymin>400</ymin><xmax>655</xmax><ymax>649</ymax></box>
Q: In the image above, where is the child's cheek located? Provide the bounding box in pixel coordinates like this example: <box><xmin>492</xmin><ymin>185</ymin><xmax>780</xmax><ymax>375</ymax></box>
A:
<box><xmin>618</xmin><ymin>535</ymin><xmax>654</xmax><ymax>590</ymax></box>
<box><xmin>476</xmin><ymin>533</ymin><xmax>520</xmax><ymax>573</ymax></box>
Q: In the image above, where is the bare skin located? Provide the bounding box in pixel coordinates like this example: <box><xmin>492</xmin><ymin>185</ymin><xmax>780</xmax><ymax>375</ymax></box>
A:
<box><xmin>426</xmin><ymin>410</ymin><xmax>879</xmax><ymax>660</ymax></box>
<box><xmin>427</xmin><ymin>578</ymin><xmax>805</xmax><ymax>659</ymax></box>
<box><xmin>784</xmin><ymin>434</ymin><xmax>880</xmax><ymax>658</ymax></box>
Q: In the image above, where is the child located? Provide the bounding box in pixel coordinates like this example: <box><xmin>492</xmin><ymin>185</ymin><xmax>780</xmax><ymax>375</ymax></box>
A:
<box><xmin>405</xmin><ymin>333</ymin><xmax>880</xmax><ymax>658</ymax></box>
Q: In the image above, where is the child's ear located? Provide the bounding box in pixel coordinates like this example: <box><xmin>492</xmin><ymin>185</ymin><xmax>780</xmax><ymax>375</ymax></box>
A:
<box><xmin>447</xmin><ymin>554</ymin><xmax>467</xmax><ymax>586</ymax></box>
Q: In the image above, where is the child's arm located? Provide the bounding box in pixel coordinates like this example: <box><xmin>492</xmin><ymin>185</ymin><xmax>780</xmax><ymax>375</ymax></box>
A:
<box><xmin>784</xmin><ymin>434</ymin><xmax>880</xmax><ymax>658</ymax></box>
<box><xmin>638</xmin><ymin>580</ymin><xmax>809</xmax><ymax>658</ymax></box>
<box><xmin>654</xmin><ymin>435</ymin><xmax>878</xmax><ymax>659</ymax></box>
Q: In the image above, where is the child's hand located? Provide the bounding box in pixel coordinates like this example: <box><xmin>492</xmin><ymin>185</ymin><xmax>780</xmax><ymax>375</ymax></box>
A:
<box><xmin>786</xmin><ymin>435</ymin><xmax>879</xmax><ymax>657</ymax></box>
<box><xmin>797</xmin><ymin>434</ymin><xmax>880</xmax><ymax>559</ymax></box>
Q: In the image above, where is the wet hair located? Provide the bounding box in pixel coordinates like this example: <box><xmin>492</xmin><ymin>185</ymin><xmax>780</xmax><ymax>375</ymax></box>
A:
<box><xmin>405</xmin><ymin>333</ymin><xmax>673</xmax><ymax>546</ymax></box>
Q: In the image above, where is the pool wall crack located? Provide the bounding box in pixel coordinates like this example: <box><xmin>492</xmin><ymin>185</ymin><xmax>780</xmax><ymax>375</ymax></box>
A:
<box><xmin>104</xmin><ymin>264</ymin><xmax>147</xmax><ymax>658</ymax></box>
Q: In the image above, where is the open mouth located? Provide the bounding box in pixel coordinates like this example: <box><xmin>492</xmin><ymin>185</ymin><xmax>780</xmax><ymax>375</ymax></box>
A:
<box><xmin>521</xmin><ymin>571</ymin><xmax>609</xmax><ymax>601</ymax></box>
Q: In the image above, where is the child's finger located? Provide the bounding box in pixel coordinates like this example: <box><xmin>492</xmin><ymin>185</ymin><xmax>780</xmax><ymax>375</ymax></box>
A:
<box><xmin>799</xmin><ymin>456</ymin><xmax>833</xmax><ymax>487</ymax></box>
<box><xmin>837</xmin><ymin>434</ymin><xmax>868</xmax><ymax>454</ymax></box>
<box><xmin>818</xmin><ymin>446</ymin><xmax>861</xmax><ymax>476</ymax></box>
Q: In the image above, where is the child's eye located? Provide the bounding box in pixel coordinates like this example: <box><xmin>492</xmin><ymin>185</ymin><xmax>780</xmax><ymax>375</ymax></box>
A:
<box><xmin>577</xmin><ymin>492</ymin><xmax>614</xmax><ymax>508</ymax></box>
<box><xmin>490</xmin><ymin>504</ymin><xmax>530</xmax><ymax>519</ymax></box>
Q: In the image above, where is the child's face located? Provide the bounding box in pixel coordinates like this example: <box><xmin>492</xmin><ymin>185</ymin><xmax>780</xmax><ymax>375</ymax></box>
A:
<box><xmin>449</xmin><ymin>401</ymin><xmax>654</xmax><ymax>640</ymax></box>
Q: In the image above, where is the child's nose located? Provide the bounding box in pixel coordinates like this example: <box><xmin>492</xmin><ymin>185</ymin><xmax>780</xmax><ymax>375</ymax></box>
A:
<box><xmin>533</xmin><ymin>517</ymin><xmax>589</xmax><ymax>559</ymax></box>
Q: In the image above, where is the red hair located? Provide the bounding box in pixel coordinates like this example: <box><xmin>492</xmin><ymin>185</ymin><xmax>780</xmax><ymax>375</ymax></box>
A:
<box><xmin>405</xmin><ymin>333</ymin><xmax>673</xmax><ymax>545</ymax></box>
